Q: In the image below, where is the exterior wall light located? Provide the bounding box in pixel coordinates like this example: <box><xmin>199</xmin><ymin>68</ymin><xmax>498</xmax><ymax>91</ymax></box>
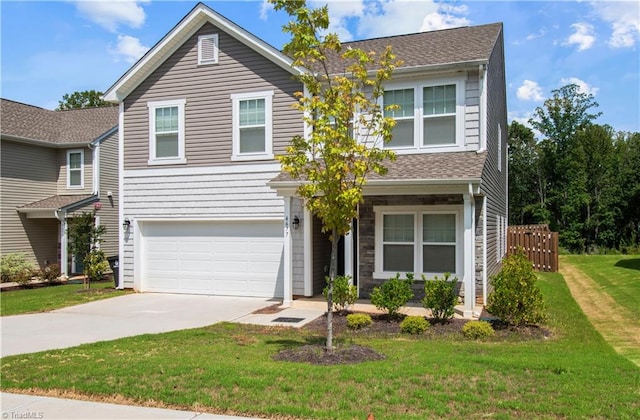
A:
<box><xmin>292</xmin><ymin>215</ymin><xmax>300</xmax><ymax>230</ymax></box>
<box><xmin>122</xmin><ymin>218</ymin><xmax>131</xmax><ymax>230</ymax></box>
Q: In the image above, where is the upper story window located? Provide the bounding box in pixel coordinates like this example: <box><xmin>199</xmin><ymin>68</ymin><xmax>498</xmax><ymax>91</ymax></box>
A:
<box><xmin>383</xmin><ymin>79</ymin><xmax>464</xmax><ymax>152</ymax></box>
<box><xmin>231</xmin><ymin>91</ymin><xmax>274</xmax><ymax>161</ymax></box>
<box><xmin>198</xmin><ymin>34</ymin><xmax>218</xmax><ymax>65</ymax></box>
<box><xmin>384</xmin><ymin>89</ymin><xmax>414</xmax><ymax>148</ymax></box>
<box><xmin>67</xmin><ymin>149</ymin><xmax>84</xmax><ymax>188</ymax></box>
<box><xmin>147</xmin><ymin>99</ymin><xmax>186</xmax><ymax>165</ymax></box>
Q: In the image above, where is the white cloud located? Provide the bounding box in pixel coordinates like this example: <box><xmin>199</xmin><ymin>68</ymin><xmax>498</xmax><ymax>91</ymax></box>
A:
<box><xmin>591</xmin><ymin>1</ymin><xmax>640</xmax><ymax>48</ymax></box>
<box><xmin>75</xmin><ymin>0</ymin><xmax>149</xmax><ymax>32</ymax></box>
<box><xmin>564</xmin><ymin>22</ymin><xmax>596</xmax><ymax>51</ymax></box>
<box><xmin>560</xmin><ymin>77</ymin><xmax>599</xmax><ymax>96</ymax></box>
<box><xmin>259</xmin><ymin>0</ymin><xmax>273</xmax><ymax>21</ymax></box>
<box><xmin>110</xmin><ymin>35</ymin><xmax>149</xmax><ymax>63</ymax></box>
<box><xmin>306</xmin><ymin>0</ymin><xmax>469</xmax><ymax>41</ymax></box>
<box><xmin>526</xmin><ymin>27</ymin><xmax>547</xmax><ymax>41</ymax></box>
<box><xmin>517</xmin><ymin>80</ymin><xmax>544</xmax><ymax>101</ymax></box>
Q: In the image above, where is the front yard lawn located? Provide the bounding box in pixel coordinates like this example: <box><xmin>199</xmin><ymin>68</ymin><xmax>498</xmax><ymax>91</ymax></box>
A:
<box><xmin>0</xmin><ymin>281</ymin><xmax>132</xmax><ymax>316</ymax></box>
<box><xmin>1</xmin><ymin>272</ymin><xmax>639</xmax><ymax>419</ymax></box>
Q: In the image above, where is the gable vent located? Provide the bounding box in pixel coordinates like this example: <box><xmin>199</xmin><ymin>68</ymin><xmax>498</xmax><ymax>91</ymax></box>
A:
<box><xmin>198</xmin><ymin>34</ymin><xmax>219</xmax><ymax>65</ymax></box>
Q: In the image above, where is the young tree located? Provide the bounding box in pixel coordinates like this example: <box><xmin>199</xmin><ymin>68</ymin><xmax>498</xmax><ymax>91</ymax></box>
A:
<box><xmin>271</xmin><ymin>0</ymin><xmax>399</xmax><ymax>351</ymax></box>
<box><xmin>57</xmin><ymin>90</ymin><xmax>113</xmax><ymax>110</ymax></box>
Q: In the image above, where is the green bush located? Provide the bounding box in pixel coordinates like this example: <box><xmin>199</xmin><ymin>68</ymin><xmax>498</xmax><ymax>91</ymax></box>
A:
<box><xmin>1</xmin><ymin>253</ymin><xmax>36</xmax><ymax>285</ymax></box>
<box><xmin>400</xmin><ymin>316</ymin><xmax>429</xmax><ymax>334</ymax></box>
<box><xmin>370</xmin><ymin>273</ymin><xmax>414</xmax><ymax>318</ymax></box>
<box><xmin>85</xmin><ymin>249</ymin><xmax>110</xmax><ymax>282</ymax></box>
<box><xmin>346</xmin><ymin>313</ymin><xmax>372</xmax><ymax>330</ymax></box>
<box><xmin>462</xmin><ymin>320</ymin><xmax>495</xmax><ymax>339</ymax></box>
<box><xmin>422</xmin><ymin>272</ymin><xmax>458</xmax><ymax>323</ymax></box>
<box><xmin>323</xmin><ymin>275</ymin><xmax>357</xmax><ymax>311</ymax></box>
<box><xmin>39</xmin><ymin>263</ymin><xmax>62</xmax><ymax>283</ymax></box>
<box><xmin>487</xmin><ymin>249</ymin><xmax>546</xmax><ymax>326</ymax></box>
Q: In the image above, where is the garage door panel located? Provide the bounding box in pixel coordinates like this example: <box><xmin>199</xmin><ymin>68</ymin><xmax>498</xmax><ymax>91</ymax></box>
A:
<box><xmin>141</xmin><ymin>221</ymin><xmax>283</xmax><ymax>298</ymax></box>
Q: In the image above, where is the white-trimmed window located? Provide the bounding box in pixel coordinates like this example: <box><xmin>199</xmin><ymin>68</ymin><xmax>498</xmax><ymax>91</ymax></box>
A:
<box><xmin>383</xmin><ymin>79</ymin><xmax>463</xmax><ymax>152</ymax></box>
<box><xmin>198</xmin><ymin>34</ymin><xmax>218</xmax><ymax>65</ymax></box>
<box><xmin>67</xmin><ymin>149</ymin><xmax>84</xmax><ymax>188</ymax></box>
<box><xmin>231</xmin><ymin>90</ymin><xmax>274</xmax><ymax>161</ymax></box>
<box><xmin>384</xmin><ymin>88</ymin><xmax>414</xmax><ymax>148</ymax></box>
<box><xmin>148</xmin><ymin>99</ymin><xmax>186</xmax><ymax>165</ymax></box>
<box><xmin>374</xmin><ymin>206</ymin><xmax>461</xmax><ymax>278</ymax></box>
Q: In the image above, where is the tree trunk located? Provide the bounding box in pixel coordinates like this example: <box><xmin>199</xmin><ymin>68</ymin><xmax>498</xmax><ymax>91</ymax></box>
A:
<box><xmin>326</xmin><ymin>227</ymin><xmax>339</xmax><ymax>353</ymax></box>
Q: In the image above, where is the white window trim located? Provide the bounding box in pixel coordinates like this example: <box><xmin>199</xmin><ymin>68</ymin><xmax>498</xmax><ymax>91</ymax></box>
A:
<box><xmin>382</xmin><ymin>77</ymin><xmax>465</xmax><ymax>153</ymax></box>
<box><xmin>373</xmin><ymin>205</ymin><xmax>463</xmax><ymax>279</ymax></box>
<box><xmin>498</xmin><ymin>123</ymin><xmax>502</xmax><ymax>172</ymax></box>
<box><xmin>147</xmin><ymin>99</ymin><xmax>187</xmax><ymax>166</ymax></box>
<box><xmin>198</xmin><ymin>34</ymin><xmax>219</xmax><ymax>65</ymax></box>
<box><xmin>231</xmin><ymin>90</ymin><xmax>274</xmax><ymax>161</ymax></box>
<box><xmin>67</xmin><ymin>149</ymin><xmax>84</xmax><ymax>189</ymax></box>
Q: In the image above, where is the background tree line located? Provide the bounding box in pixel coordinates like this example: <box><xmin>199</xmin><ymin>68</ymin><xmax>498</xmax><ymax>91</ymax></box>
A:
<box><xmin>509</xmin><ymin>83</ymin><xmax>640</xmax><ymax>253</ymax></box>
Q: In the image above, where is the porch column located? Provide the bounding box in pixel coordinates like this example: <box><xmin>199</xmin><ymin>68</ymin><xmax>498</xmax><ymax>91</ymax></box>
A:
<box><xmin>303</xmin><ymin>206</ymin><xmax>313</xmax><ymax>296</ymax></box>
<box><xmin>57</xmin><ymin>212</ymin><xmax>68</xmax><ymax>277</ymax></box>
<box><xmin>282</xmin><ymin>196</ymin><xmax>293</xmax><ymax>307</ymax></box>
<box><xmin>463</xmin><ymin>191</ymin><xmax>476</xmax><ymax>318</ymax></box>
<box><xmin>343</xmin><ymin>221</ymin><xmax>353</xmax><ymax>280</ymax></box>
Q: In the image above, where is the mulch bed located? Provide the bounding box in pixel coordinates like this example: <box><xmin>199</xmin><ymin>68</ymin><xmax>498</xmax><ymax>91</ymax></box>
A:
<box><xmin>274</xmin><ymin>311</ymin><xmax>551</xmax><ymax>365</ymax></box>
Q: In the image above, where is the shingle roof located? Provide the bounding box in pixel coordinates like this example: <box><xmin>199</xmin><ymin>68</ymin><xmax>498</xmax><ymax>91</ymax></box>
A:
<box><xmin>0</xmin><ymin>99</ymin><xmax>118</xmax><ymax>145</ymax></box>
<box><xmin>324</xmin><ymin>23</ymin><xmax>502</xmax><ymax>74</ymax></box>
<box><xmin>270</xmin><ymin>151</ymin><xmax>487</xmax><ymax>185</ymax></box>
<box><xmin>17</xmin><ymin>194</ymin><xmax>96</xmax><ymax>211</ymax></box>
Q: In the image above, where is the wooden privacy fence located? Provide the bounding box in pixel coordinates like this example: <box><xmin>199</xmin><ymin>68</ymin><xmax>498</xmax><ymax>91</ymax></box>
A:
<box><xmin>507</xmin><ymin>224</ymin><xmax>559</xmax><ymax>272</ymax></box>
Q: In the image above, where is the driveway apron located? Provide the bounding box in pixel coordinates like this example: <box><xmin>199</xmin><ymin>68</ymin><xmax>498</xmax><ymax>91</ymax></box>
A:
<box><xmin>0</xmin><ymin>294</ymin><xmax>273</xmax><ymax>357</ymax></box>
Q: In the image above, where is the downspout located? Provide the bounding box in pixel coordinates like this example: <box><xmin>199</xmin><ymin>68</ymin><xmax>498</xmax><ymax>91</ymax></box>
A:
<box><xmin>90</xmin><ymin>142</ymin><xmax>101</xmax><ymax>196</ymax></box>
<box><xmin>55</xmin><ymin>209</ymin><xmax>68</xmax><ymax>277</ymax></box>
<box><xmin>477</xmin><ymin>63</ymin><xmax>487</xmax><ymax>154</ymax></box>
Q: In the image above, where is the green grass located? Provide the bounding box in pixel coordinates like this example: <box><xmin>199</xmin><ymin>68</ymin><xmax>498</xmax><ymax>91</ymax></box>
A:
<box><xmin>562</xmin><ymin>254</ymin><xmax>640</xmax><ymax>319</ymax></box>
<box><xmin>0</xmin><ymin>282</ymin><xmax>131</xmax><ymax>316</ymax></box>
<box><xmin>1</xmin><ymin>273</ymin><xmax>639</xmax><ymax>419</ymax></box>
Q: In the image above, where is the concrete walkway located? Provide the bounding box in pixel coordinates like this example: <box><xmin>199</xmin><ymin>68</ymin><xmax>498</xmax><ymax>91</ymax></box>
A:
<box><xmin>0</xmin><ymin>392</ymin><xmax>264</xmax><ymax>419</ymax></box>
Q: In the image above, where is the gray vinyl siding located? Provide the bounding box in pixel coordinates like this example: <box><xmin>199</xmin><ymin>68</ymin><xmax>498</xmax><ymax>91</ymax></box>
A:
<box><xmin>57</xmin><ymin>147</ymin><xmax>93</xmax><ymax>194</ymax></box>
<box><xmin>291</xmin><ymin>198</ymin><xmax>305</xmax><ymax>296</ymax></box>
<box><xmin>480</xmin><ymin>27</ymin><xmax>508</xmax><ymax>282</ymax></box>
<box><xmin>96</xmin><ymin>131</ymin><xmax>119</xmax><ymax>258</ymax></box>
<box><xmin>464</xmin><ymin>71</ymin><xmax>480</xmax><ymax>149</ymax></box>
<box><xmin>122</xmin><ymin>22</ymin><xmax>303</xmax><ymax>170</ymax></box>
<box><xmin>0</xmin><ymin>140</ymin><xmax>59</xmax><ymax>267</ymax></box>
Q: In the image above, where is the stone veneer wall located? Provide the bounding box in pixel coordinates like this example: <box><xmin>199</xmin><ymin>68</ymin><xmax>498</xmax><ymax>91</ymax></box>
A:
<box><xmin>358</xmin><ymin>194</ymin><xmax>465</xmax><ymax>300</ymax></box>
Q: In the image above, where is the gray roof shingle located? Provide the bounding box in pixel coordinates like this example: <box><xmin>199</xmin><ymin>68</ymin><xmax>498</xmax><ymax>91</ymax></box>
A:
<box><xmin>17</xmin><ymin>194</ymin><xmax>96</xmax><ymax>210</ymax></box>
<box><xmin>270</xmin><ymin>151</ymin><xmax>487</xmax><ymax>185</ymax></box>
<box><xmin>324</xmin><ymin>23</ymin><xmax>502</xmax><ymax>74</ymax></box>
<box><xmin>0</xmin><ymin>99</ymin><xmax>118</xmax><ymax>145</ymax></box>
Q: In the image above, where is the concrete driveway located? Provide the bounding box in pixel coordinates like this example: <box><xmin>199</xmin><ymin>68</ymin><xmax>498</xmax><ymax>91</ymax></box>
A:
<box><xmin>0</xmin><ymin>294</ymin><xmax>274</xmax><ymax>357</ymax></box>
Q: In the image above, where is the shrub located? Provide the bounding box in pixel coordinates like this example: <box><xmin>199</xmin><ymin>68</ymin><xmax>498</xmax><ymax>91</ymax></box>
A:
<box><xmin>400</xmin><ymin>316</ymin><xmax>429</xmax><ymax>334</ymax></box>
<box><xmin>1</xmin><ymin>253</ymin><xmax>36</xmax><ymax>285</ymax></box>
<box><xmin>323</xmin><ymin>275</ymin><xmax>358</xmax><ymax>311</ymax></box>
<box><xmin>487</xmin><ymin>249</ymin><xmax>546</xmax><ymax>326</ymax></box>
<box><xmin>422</xmin><ymin>272</ymin><xmax>459</xmax><ymax>323</ymax></box>
<box><xmin>346</xmin><ymin>313</ymin><xmax>372</xmax><ymax>330</ymax></box>
<box><xmin>462</xmin><ymin>320</ymin><xmax>495</xmax><ymax>339</ymax></box>
<box><xmin>370</xmin><ymin>273</ymin><xmax>414</xmax><ymax>318</ymax></box>
<box><xmin>39</xmin><ymin>263</ymin><xmax>62</xmax><ymax>283</ymax></box>
<box><xmin>85</xmin><ymin>249</ymin><xmax>110</xmax><ymax>283</ymax></box>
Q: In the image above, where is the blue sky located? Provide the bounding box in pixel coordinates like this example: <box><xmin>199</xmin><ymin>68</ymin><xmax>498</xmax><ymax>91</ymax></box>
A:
<box><xmin>2</xmin><ymin>0</ymin><xmax>639</xmax><ymax>134</ymax></box>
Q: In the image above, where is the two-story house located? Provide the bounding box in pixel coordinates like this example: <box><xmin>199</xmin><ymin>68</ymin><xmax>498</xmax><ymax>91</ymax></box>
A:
<box><xmin>0</xmin><ymin>99</ymin><xmax>119</xmax><ymax>277</ymax></box>
<box><xmin>103</xmin><ymin>2</ymin><xmax>507</xmax><ymax>317</ymax></box>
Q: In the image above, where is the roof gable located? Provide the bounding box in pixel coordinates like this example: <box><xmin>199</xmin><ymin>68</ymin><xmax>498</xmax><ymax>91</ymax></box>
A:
<box><xmin>103</xmin><ymin>2</ymin><xmax>302</xmax><ymax>102</ymax></box>
<box><xmin>0</xmin><ymin>99</ymin><xmax>118</xmax><ymax>146</ymax></box>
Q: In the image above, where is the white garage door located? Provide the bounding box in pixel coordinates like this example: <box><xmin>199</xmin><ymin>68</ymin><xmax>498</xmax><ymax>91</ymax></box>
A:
<box><xmin>141</xmin><ymin>221</ymin><xmax>284</xmax><ymax>297</ymax></box>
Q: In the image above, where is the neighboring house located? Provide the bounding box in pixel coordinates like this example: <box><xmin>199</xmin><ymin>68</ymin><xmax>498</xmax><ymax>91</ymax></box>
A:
<box><xmin>0</xmin><ymin>99</ymin><xmax>119</xmax><ymax>277</ymax></box>
<box><xmin>103</xmin><ymin>2</ymin><xmax>507</xmax><ymax>317</ymax></box>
